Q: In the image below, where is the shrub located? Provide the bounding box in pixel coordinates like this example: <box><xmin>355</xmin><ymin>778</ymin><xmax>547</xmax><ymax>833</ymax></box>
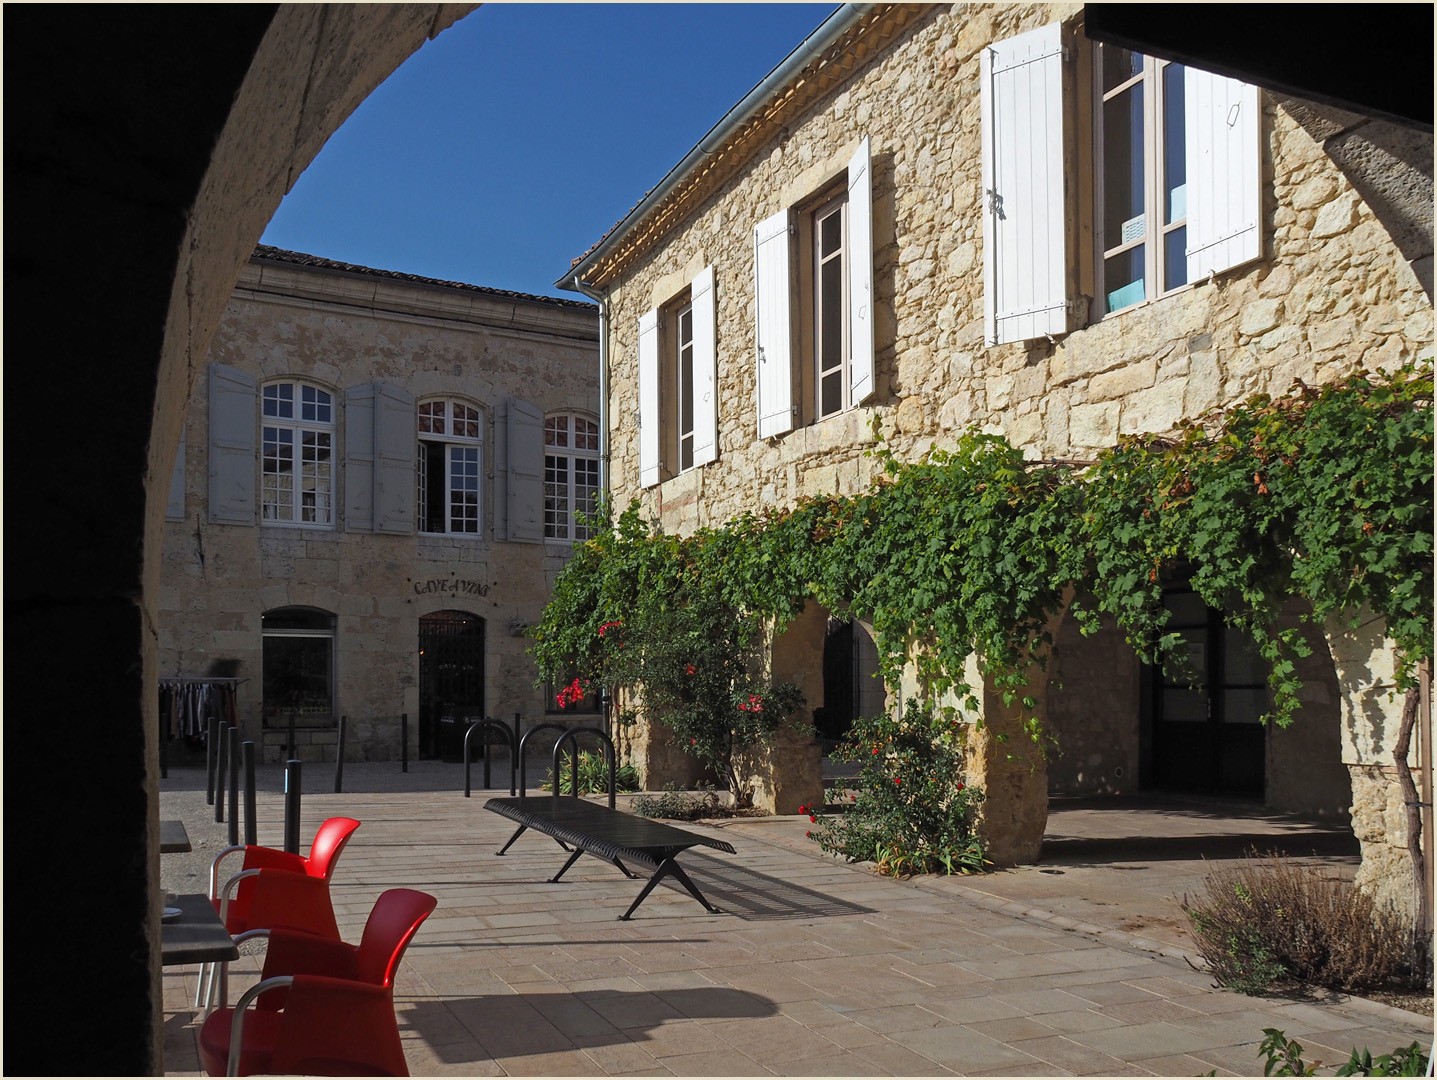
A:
<box><xmin>805</xmin><ymin>699</ymin><xmax>986</xmax><ymax>877</ymax></box>
<box><xmin>1182</xmin><ymin>850</ymin><xmax>1422</xmax><ymax>995</ymax></box>
<box><xmin>545</xmin><ymin>750</ymin><xmax>639</xmax><ymax>795</ymax></box>
<box><xmin>633</xmin><ymin>784</ymin><xmax>723</xmax><ymax>821</ymax></box>
<box><xmin>1255</xmin><ymin>1029</ymin><xmax>1430</xmax><ymax>1077</ymax></box>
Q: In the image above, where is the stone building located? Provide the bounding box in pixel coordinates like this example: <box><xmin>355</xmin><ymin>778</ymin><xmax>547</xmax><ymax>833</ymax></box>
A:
<box><xmin>159</xmin><ymin>246</ymin><xmax>601</xmax><ymax>763</ymax></box>
<box><xmin>558</xmin><ymin>2</ymin><xmax>1433</xmax><ymax>913</ymax></box>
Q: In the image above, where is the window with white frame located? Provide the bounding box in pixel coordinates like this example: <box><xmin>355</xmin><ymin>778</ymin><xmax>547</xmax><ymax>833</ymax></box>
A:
<box><xmin>261</xmin><ymin>381</ymin><xmax>334</xmax><ymax>526</ymax></box>
<box><xmin>544</xmin><ymin>413</ymin><xmax>600</xmax><ymax>541</ymax></box>
<box><xmin>417</xmin><ymin>398</ymin><xmax>483</xmax><ymax>534</ymax></box>
<box><xmin>980</xmin><ymin>21</ymin><xmax>1261</xmax><ymax>346</ymax></box>
<box><xmin>262</xmin><ymin>606</ymin><xmax>335</xmax><ymax>725</ymax></box>
<box><xmin>637</xmin><ymin>266</ymin><xmax>716</xmax><ymax>488</ymax></box>
<box><xmin>754</xmin><ymin>136</ymin><xmax>874</xmax><ymax>439</ymax></box>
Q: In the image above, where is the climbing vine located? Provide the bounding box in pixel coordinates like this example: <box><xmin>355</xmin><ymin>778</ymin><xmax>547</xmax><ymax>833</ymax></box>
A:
<box><xmin>531</xmin><ymin>363</ymin><xmax>1433</xmax><ymax>746</ymax></box>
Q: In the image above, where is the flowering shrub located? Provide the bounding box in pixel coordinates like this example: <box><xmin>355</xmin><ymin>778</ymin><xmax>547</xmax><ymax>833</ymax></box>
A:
<box><xmin>805</xmin><ymin>699</ymin><xmax>986</xmax><ymax>877</ymax></box>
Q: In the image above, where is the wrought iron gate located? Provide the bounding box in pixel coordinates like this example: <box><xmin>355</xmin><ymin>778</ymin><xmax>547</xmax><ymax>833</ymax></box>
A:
<box><xmin>418</xmin><ymin>610</ymin><xmax>485</xmax><ymax>759</ymax></box>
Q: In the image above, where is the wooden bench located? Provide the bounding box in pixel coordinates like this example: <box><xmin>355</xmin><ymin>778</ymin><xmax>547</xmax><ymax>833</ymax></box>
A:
<box><xmin>484</xmin><ymin>797</ymin><xmax>736</xmax><ymax>920</ymax></box>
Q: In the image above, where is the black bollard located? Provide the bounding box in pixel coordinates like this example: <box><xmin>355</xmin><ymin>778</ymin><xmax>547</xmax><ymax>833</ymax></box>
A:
<box><xmin>242</xmin><ymin>741</ymin><xmax>257</xmax><ymax>846</ymax></box>
<box><xmin>335</xmin><ymin>716</ymin><xmax>347</xmax><ymax>793</ymax></box>
<box><xmin>401</xmin><ymin>713</ymin><xmax>408</xmax><ymax>773</ymax></box>
<box><xmin>283</xmin><ymin>759</ymin><xmax>302</xmax><ymax>854</ymax></box>
<box><xmin>205</xmin><ymin>714</ymin><xmax>218</xmax><ymax>805</ymax></box>
<box><xmin>227</xmin><ymin>725</ymin><xmax>240</xmax><ymax>846</ymax></box>
<box><xmin>214</xmin><ymin>724</ymin><xmax>228</xmax><ymax>823</ymax></box>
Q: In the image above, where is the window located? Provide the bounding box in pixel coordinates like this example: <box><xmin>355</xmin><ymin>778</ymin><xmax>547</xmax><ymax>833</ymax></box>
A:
<box><xmin>417</xmin><ymin>398</ymin><xmax>482</xmax><ymax>534</ymax></box>
<box><xmin>754</xmin><ymin>136</ymin><xmax>874</xmax><ymax>439</ymax></box>
<box><xmin>981</xmin><ymin>22</ymin><xmax>1261</xmax><ymax>346</ymax></box>
<box><xmin>637</xmin><ymin>266</ymin><xmax>716</xmax><ymax>487</ymax></box>
<box><xmin>262</xmin><ymin>606</ymin><xmax>335</xmax><ymax>725</ymax></box>
<box><xmin>261</xmin><ymin>381</ymin><xmax>333</xmax><ymax>526</ymax></box>
<box><xmin>544</xmin><ymin>413</ymin><xmax>600</xmax><ymax>541</ymax></box>
<box><xmin>1096</xmin><ymin>46</ymin><xmax>1188</xmax><ymax>313</ymax></box>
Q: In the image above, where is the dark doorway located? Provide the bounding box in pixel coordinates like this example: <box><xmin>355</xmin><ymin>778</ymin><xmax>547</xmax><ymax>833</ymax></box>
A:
<box><xmin>1148</xmin><ymin>583</ymin><xmax>1267</xmax><ymax>795</ymax></box>
<box><xmin>419</xmin><ymin>610</ymin><xmax>485</xmax><ymax>760</ymax></box>
<box><xmin>813</xmin><ymin>617</ymin><xmax>885</xmax><ymax>748</ymax></box>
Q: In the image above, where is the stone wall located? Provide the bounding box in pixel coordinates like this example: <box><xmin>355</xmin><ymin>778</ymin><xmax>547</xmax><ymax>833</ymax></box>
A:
<box><xmin>159</xmin><ymin>257</ymin><xmax>598</xmax><ymax>759</ymax></box>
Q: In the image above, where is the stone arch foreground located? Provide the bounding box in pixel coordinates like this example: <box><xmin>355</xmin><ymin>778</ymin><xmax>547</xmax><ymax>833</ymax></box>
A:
<box><xmin>6</xmin><ymin>6</ymin><xmax>471</xmax><ymax>1072</ymax></box>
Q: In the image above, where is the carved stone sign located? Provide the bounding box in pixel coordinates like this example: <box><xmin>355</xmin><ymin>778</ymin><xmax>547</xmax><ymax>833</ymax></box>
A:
<box><xmin>413</xmin><ymin>577</ymin><xmax>491</xmax><ymax>597</ymax></box>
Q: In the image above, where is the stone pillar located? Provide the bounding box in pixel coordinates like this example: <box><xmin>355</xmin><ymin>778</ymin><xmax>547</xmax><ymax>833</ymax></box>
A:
<box><xmin>964</xmin><ymin>648</ymin><xmax>1051</xmax><ymax>866</ymax></box>
<box><xmin>737</xmin><ymin>604</ymin><xmax>827</xmax><ymax>814</ymax></box>
<box><xmin>613</xmin><ymin>689</ymin><xmax>708</xmax><ymax>791</ymax></box>
<box><xmin>1325</xmin><ymin>607</ymin><xmax>1419</xmax><ymax>918</ymax></box>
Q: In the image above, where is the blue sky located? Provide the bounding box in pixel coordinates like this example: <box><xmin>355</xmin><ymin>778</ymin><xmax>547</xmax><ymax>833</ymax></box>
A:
<box><xmin>261</xmin><ymin>3</ymin><xmax>841</xmax><ymax>299</ymax></box>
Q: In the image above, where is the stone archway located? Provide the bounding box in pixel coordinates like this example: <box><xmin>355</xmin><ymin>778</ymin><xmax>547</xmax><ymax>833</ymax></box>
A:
<box><xmin>6</xmin><ymin>7</ymin><xmax>471</xmax><ymax>1072</ymax></box>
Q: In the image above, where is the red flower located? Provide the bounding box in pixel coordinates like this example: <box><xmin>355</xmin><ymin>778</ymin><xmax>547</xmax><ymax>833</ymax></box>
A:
<box><xmin>598</xmin><ymin>620</ymin><xmax>622</xmax><ymax>638</ymax></box>
<box><xmin>686</xmin><ymin>664</ymin><xmax>696</xmax><ymax>675</ymax></box>
<box><xmin>809</xmin><ymin>815</ymin><xmax>817</xmax><ymax>823</ymax></box>
<box><xmin>805</xmin><ymin>831</ymin><xmax>811</xmax><ymax>838</ymax></box>
<box><xmin>690</xmin><ymin>737</ymin><xmax>696</xmax><ymax>744</ymax></box>
<box><xmin>956</xmin><ymin>782</ymin><xmax>965</xmax><ymax>791</ymax></box>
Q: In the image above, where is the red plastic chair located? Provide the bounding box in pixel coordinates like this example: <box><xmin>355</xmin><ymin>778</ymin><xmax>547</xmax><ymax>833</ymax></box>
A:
<box><xmin>198</xmin><ymin>817</ymin><xmax>360</xmax><ymax>1008</ymax></box>
<box><xmin>197</xmin><ymin>888</ymin><xmax>438</xmax><ymax>1077</ymax></box>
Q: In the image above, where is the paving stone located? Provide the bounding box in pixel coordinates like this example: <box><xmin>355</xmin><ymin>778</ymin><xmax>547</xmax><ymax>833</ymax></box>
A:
<box><xmin>890</xmin><ymin>1024</ymin><xmax>1047</xmax><ymax>1071</ymax></box>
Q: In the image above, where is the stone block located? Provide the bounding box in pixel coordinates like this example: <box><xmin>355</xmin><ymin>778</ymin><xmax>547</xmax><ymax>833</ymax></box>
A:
<box><xmin>1239</xmin><ymin>298</ymin><xmax>1284</xmax><ymax>337</ymax></box>
<box><xmin>1088</xmin><ymin>358</ymin><xmax>1157</xmax><ymax>402</ymax></box>
<box><xmin>1312</xmin><ymin>194</ymin><xmax>1358</xmax><ymax>238</ymax></box>
<box><xmin>1119</xmin><ymin>382</ymin><xmax>1185</xmax><ymax>435</ymax></box>
<box><xmin>1290</xmin><ymin>173</ymin><xmax>1338</xmax><ymax>210</ymax></box>
<box><xmin>1068</xmin><ymin>401</ymin><xmax>1119</xmax><ymax>448</ymax></box>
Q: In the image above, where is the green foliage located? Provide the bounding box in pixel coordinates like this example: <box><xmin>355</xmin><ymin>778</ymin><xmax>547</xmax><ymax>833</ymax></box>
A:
<box><xmin>544</xmin><ymin>750</ymin><xmax>639</xmax><ymax>795</ymax></box>
<box><xmin>632</xmin><ymin>784</ymin><xmax>724</xmax><ymax>821</ymax></box>
<box><xmin>805</xmin><ymin>700</ymin><xmax>987</xmax><ymax>877</ymax></box>
<box><xmin>532</xmin><ymin>364</ymin><xmax>1433</xmax><ymax>789</ymax></box>
<box><xmin>1258</xmin><ymin>1029</ymin><xmax>1430</xmax><ymax>1077</ymax></box>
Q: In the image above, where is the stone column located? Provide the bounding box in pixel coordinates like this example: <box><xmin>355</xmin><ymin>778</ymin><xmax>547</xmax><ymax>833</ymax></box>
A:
<box><xmin>735</xmin><ymin>605</ymin><xmax>826</xmax><ymax>814</ymax></box>
<box><xmin>1325</xmin><ymin>607</ymin><xmax>1419</xmax><ymax>918</ymax></box>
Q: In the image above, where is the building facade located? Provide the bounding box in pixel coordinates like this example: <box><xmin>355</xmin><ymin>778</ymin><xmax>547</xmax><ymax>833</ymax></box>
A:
<box><xmin>561</xmin><ymin>3</ymin><xmax>1432</xmax><ymax>910</ymax></box>
<box><xmin>159</xmin><ymin>246</ymin><xmax>601</xmax><ymax>763</ymax></box>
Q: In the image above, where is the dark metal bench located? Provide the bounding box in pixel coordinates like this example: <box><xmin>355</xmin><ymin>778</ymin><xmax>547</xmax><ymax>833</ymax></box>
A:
<box><xmin>484</xmin><ymin>797</ymin><xmax>736</xmax><ymax>920</ymax></box>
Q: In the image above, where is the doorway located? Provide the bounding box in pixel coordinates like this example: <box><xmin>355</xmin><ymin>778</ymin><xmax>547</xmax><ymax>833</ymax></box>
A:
<box><xmin>418</xmin><ymin>610</ymin><xmax>485</xmax><ymax>760</ymax></box>
<box><xmin>813</xmin><ymin>617</ymin><xmax>884</xmax><ymax>748</ymax></box>
<box><xmin>1148</xmin><ymin>583</ymin><xmax>1267</xmax><ymax>795</ymax></box>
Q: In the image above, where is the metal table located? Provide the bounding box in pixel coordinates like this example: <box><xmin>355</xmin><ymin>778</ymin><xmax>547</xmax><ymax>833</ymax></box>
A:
<box><xmin>485</xmin><ymin>797</ymin><xmax>736</xmax><ymax>920</ymax></box>
<box><xmin>161</xmin><ymin>892</ymin><xmax>238</xmax><ymax>966</ymax></box>
<box><xmin>160</xmin><ymin>819</ymin><xmax>192</xmax><ymax>854</ymax></box>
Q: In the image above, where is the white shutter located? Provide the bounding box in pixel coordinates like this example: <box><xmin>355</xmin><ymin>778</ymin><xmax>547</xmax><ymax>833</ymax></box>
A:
<box><xmin>506</xmin><ymin>397</ymin><xmax>543</xmax><ymax>542</ymax></box>
<box><xmin>847</xmin><ymin>137</ymin><xmax>876</xmax><ymax>404</ymax></box>
<box><xmin>981</xmin><ymin>22</ymin><xmax>1070</xmax><ymax>346</ymax></box>
<box><xmin>754</xmin><ymin>207</ymin><xmax>795</xmax><ymax>438</ymax></box>
<box><xmin>343</xmin><ymin>385</ymin><xmax>375</xmax><ymax>532</ymax></box>
<box><xmin>689</xmin><ymin>266</ymin><xmax>719</xmax><ymax>467</ymax></box>
<box><xmin>637</xmin><ymin>308</ymin><xmax>661</xmax><ymax>488</ymax></box>
<box><xmin>491</xmin><ymin>400</ymin><xmax>510</xmax><ymax>540</ymax></box>
<box><xmin>207</xmin><ymin>363</ymin><xmax>257</xmax><ymax>524</ymax></box>
<box><xmin>373</xmin><ymin>382</ymin><xmax>415</xmax><ymax>535</ymax></box>
<box><xmin>165</xmin><ymin>426</ymin><xmax>186</xmax><ymax>521</ymax></box>
<box><xmin>1185</xmin><ymin>69</ymin><xmax>1261</xmax><ymax>279</ymax></box>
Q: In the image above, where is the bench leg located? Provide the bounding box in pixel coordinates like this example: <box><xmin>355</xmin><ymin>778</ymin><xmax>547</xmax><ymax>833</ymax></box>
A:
<box><xmin>549</xmin><ymin>847</ymin><xmax>585</xmax><ymax>883</ymax></box>
<box><xmin>619</xmin><ymin>857</ymin><xmax>722</xmax><ymax>921</ymax></box>
<box><xmin>496</xmin><ymin>823</ymin><xmax>528</xmax><ymax>855</ymax></box>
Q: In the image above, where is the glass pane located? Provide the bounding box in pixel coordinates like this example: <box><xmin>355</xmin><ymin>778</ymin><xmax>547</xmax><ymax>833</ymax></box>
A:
<box><xmin>1164</xmin><ymin>590</ymin><xmax>1208</xmax><ymax>626</ymax></box>
<box><xmin>1102</xmin><ymin>46</ymin><xmax>1143</xmax><ymax>93</ymax></box>
<box><xmin>820</xmin><ymin>205</ymin><xmax>842</xmax><ymax>258</ymax></box>
<box><xmin>1163</xmin><ymin>628</ymin><xmax>1207</xmax><ymax>686</ymax></box>
<box><xmin>1164</xmin><ymin>226</ymin><xmax>1188</xmax><ymax>291</ymax></box>
<box><xmin>1162</xmin><ymin>62</ymin><xmax>1187</xmax><ymax>225</ymax></box>
<box><xmin>545</xmin><ymin>416</ymin><xmax>566</xmax><ymax>448</ymax></box>
<box><xmin>1104</xmin><ymin>246</ymin><xmax>1145</xmax><ymax>312</ymax></box>
<box><xmin>1223</xmin><ymin>688</ymin><xmax>1267</xmax><ymax>724</ymax></box>
<box><xmin>819</xmin><ymin>257</ymin><xmax>844</xmax><ymax>374</ymax></box>
<box><xmin>263</xmin><ymin>608</ymin><xmax>333</xmax><ymax>632</ymax></box>
<box><xmin>263</xmin><ymin>634</ymin><xmax>332</xmax><ymax>716</ymax></box>
<box><xmin>820</xmin><ymin>370</ymin><xmax>842</xmax><ymax>417</ymax></box>
<box><xmin>1163</xmin><ymin>687</ymin><xmax>1209</xmax><ymax>723</ymax></box>
<box><xmin>1223</xmin><ymin>629</ymin><xmax>1266</xmax><ymax>685</ymax></box>
<box><xmin>576</xmin><ymin>417</ymin><xmax>598</xmax><ymax>451</ymax></box>
<box><xmin>1103</xmin><ymin>84</ymin><xmax>1145</xmax><ymax>251</ymax></box>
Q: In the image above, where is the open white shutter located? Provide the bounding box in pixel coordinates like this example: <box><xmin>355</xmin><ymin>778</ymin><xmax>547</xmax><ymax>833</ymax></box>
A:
<box><xmin>981</xmin><ymin>22</ymin><xmax>1069</xmax><ymax>346</ymax></box>
<box><xmin>207</xmin><ymin>363</ymin><xmax>257</xmax><ymax>524</ymax></box>
<box><xmin>373</xmin><ymin>383</ymin><xmax>415</xmax><ymax>535</ymax></box>
<box><xmin>754</xmin><ymin>207</ymin><xmax>795</xmax><ymax>438</ymax></box>
<box><xmin>1185</xmin><ymin>69</ymin><xmax>1261</xmax><ymax>279</ymax></box>
<box><xmin>689</xmin><ymin>266</ymin><xmax>719</xmax><ymax>467</ymax></box>
<box><xmin>343</xmin><ymin>385</ymin><xmax>375</xmax><ymax>532</ymax></box>
<box><xmin>637</xmin><ymin>308</ymin><xmax>661</xmax><ymax>488</ymax></box>
<box><xmin>165</xmin><ymin>426</ymin><xmax>186</xmax><ymax>521</ymax></box>
<box><xmin>506</xmin><ymin>396</ymin><xmax>543</xmax><ymax>542</ymax></box>
<box><xmin>847</xmin><ymin>137</ymin><xmax>875</xmax><ymax>404</ymax></box>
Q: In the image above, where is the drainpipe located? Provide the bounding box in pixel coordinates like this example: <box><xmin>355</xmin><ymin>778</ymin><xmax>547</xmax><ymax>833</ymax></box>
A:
<box><xmin>569</xmin><ymin>276</ymin><xmax>609</xmax><ymax>502</ymax></box>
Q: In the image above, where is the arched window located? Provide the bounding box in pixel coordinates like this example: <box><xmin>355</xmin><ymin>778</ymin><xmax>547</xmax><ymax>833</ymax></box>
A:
<box><xmin>417</xmin><ymin>398</ymin><xmax>483</xmax><ymax>534</ymax></box>
<box><xmin>544</xmin><ymin>413</ymin><xmax>600</xmax><ymax>541</ymax></box>
<box><xmin>261</xmin><ymin>606</ymin><xmax>335</xmax><ymax>725</ymax></box>
<box><xmin>261</xmin><ymin>381</ymin><xmax>333</xmax><ymax>526</ymax></box>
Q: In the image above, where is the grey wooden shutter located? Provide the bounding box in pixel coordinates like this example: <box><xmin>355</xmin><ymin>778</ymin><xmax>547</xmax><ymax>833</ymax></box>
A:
<box><xmin>207</xmin><ymin>362</ymin><xmax>257</xmax><ymax>524</ymax></box>
<box><xmin>506</xmin><ymin>396</ymin><xmax>543</xmax><ymax>542</ymax></box>
<box><xmin>754</xmin><ymin>207</ymin><xmax>795</xmax><ymax>438</ymax></box>
<box><xmin>981</xmin><ymin>22</ymin><xmax>1070</xmax><ymax>346</ymax></box>
<box><xmin>847</xmin><ymin>137</ymin><xmax>876</xmax><ymax>404</ymax></box>
<box><xmin>344</xmin><ymin>384</ymin><xmax>376</xmax><ymax>532</ymax></box>
<box><xmin>492</xmin><ymin>400</ymin><xmax>510</xmax><ymax>540</ymax></box>
<box><xmin>638</xmin><ymin>308</ymin><xmax>662</xmax><ymax>487</ymax></box>
<box><xmin>1185</xmin><ymin>69</ymin><xmax>1261</xmax><ymax>279</ymax></box>
<box><xmin>165</xmin><ymin>426</ymin><xmax>186</xmax><ymax>521</ymax></box>
<box><xmin>689</xmin><ymin>266</ymin><xmax>719</xmax><ymax>467</ymax></box>
<box><xmin>373</xmin><ymin>382</ymin><xmax>415</xmax><ymax>535</ymax></box>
